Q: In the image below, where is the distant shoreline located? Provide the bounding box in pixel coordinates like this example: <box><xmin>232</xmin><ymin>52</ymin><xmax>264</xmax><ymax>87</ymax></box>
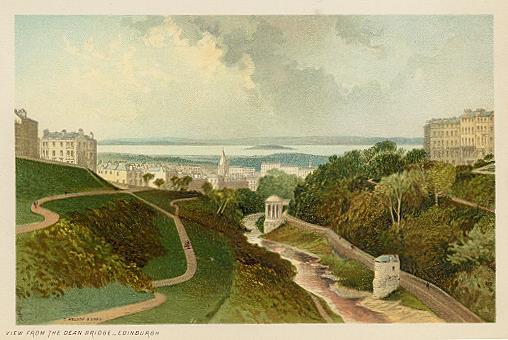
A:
<box><xmin>98</xmin><ymin>136</ymin><xmax>424</xmax><ymax>146</ymax></box>
<box><xmin>245</xmin><ymin>145</ymin><xmax>295</xmax><ymax>150</ymax></box>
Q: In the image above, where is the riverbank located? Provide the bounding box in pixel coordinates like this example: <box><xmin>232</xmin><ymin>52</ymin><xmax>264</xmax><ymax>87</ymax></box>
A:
<box><xmin>253</xmin><ymin>220</ymin><xmax>442</xmax><ymax>323</ymax></box>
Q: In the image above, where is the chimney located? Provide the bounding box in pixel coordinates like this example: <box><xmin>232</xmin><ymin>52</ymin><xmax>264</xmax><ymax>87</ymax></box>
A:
<box><xmin>43</xmin><ymin>129</ymin><xmax>49</xmax><ymax>137</ymax></box>
<box><xmin>78</xmin><ymin>128</ymin><xmax>84</xmax><ymax>135</ymax></box>
<box><xmin>90</xmin><ymin>132</ymin><xmax>94</xmax><ymax>140</ymax></box>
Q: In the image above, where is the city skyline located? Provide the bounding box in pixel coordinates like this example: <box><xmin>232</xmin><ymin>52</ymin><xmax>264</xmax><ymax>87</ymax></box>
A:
<box><xmin>15</xmin><ymin>15</ymin><xmax>493</xmax><ymax>140</ymax></box>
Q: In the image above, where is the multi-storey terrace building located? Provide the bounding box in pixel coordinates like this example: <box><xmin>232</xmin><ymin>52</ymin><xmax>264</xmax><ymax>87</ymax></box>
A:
<box><xmin>40</xmin><ymin>128</ymin><xmax>97</xmax><ymax>171</ymax></box>
<box><xmin>424</xmin><ymin>108</ymin><xmax>494</xmax><ymax>165</ymax></box>
<box><xmin>14</xmin><ymin>108</ymin><xmax>39</xmax><ymax>158</ymax></box>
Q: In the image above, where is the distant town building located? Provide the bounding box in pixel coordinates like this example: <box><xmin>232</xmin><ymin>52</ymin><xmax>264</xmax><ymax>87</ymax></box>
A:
<box><xmin>217</xmin><ymin>149</ymin><xmax>229</xmax><ymax>177</ymax></box>
<box><xmin>208</xmin><ymin>149</ymin><xmax>261</xmax><ymax>191</ymax></box>
<box><xmin>424</xmin><ymin>109</ymin><xmax>494</xmax><ymax>165</ymax></box>
<box><xmin>261</xmin><ymin>162</ymin><xmax>315</xmax><ymax>179</ymax></box>
<box><xmin>97</xmin><ymin>162</ymin><xmax>144</xmax><ymax>187</ymax></box>
<box><xmin>40</xmin><ymin>128</ymin><xmax>97</xmax><ymax>171</ymax></box>
<box><xmin>14</xmin><ymin>108</ymin><xmax>39</xmax><ymax>158</ymax></box>
<box><xmin>229</xmin><ymin>166</ymin><xmax>256</xmax><ymax>179</ymax></box>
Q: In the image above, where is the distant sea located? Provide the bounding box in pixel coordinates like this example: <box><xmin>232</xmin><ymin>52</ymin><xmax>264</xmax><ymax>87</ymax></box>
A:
<box><xmin>97</xmin><ymin>144</ymin><xmax>423</xmax><ymax>157</ymax></box>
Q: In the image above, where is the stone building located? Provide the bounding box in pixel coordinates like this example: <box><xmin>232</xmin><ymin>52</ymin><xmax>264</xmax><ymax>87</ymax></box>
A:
<box><xmin>97</xmin><ymin>162</ymin><xmax>144</xmax><ymax>187</ymax></box>
<box><xmin>372</xmin><ymin>254</ymin><xmax>400</xmax><ymax>298</ymax></box>
<box><xmin>217</xmin><ymin>149</ymin><xmax>229</xmax><ymax>177</ymax></box>
<box><xmin>263</xmin><ymin>195</ymin><xmax>289</xmax><ymax>233</ymax></box>
<box><xmin>40</xmin><ymin>128</ymin><xmax>97</xmax><ymax>171</ymax></box>
<box><xmin>424</xmin><ymin>109</ymin><xmax>494</xmax><ymax>165</ymax></box>
<box><xmin>14</xmin><ymin>109</ymin><xmax>39</xmax><ymax>158</ymax></box>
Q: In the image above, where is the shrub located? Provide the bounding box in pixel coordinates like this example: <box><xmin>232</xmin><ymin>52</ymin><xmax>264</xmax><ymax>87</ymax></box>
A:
<box><xmin>17</xmin><ymin>219</ymin><xmax>152</xmax><ymax>299</ymax></box>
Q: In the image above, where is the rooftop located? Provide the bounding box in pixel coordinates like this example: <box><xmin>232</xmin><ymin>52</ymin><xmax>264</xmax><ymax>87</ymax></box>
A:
<box><xmin>375</xmin><ymin>254</ymin><xmax>399</xmax><ymax>263</ymax></box>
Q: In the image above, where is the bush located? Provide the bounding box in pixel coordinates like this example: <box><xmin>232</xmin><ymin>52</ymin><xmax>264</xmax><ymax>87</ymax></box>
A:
<box><xmin>17</xmin><ymin>219</ymin><xmax>152</xmax><ymax>299</ymax></box>
<box><xmin>70</xmin><ymin>200</ymin><xmax>165</xmax><ymax>267</ymax></box>
<box><xmin>256</xmin><ymin>216</ymin><xmax>265</xmax><ymax>233</ymax></box>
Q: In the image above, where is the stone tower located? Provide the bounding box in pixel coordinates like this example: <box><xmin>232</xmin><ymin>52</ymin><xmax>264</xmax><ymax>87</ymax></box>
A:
<box><xmin>217</xmin><ymin>148</ymin><xmax>229</xmax><ymax>177</ymax></box>
<box><xmin>372</xmin><ymin>254</ymin><xmax>400</xmax><ymax>298</ymax></box>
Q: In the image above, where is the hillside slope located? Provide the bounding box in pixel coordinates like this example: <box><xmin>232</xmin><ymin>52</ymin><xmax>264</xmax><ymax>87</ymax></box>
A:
<box><xmin>16</xmin><ymin>158</ymin><xmax>114</xmax><ymax>224</ymax></box>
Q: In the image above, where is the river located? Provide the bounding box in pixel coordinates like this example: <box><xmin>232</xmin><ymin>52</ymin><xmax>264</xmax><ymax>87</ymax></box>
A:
<box><xmin>241</xmin><ymin>214</ymin><xmax>443</xmax><ymax>323</ymax></box>
<box><xmin>98</xmin><ymin>144</ymin><xmax>422</xmax><ymax>157</ymax></box>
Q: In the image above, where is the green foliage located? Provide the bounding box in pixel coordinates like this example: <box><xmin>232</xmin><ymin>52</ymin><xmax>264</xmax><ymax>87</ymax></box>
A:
<box><xmin>170</xmin><ymin>175</ymin><xmax>193</xmax><ymax>191</ymax></box>
<box><xmin>376</xmin><ymin>169</ymin><xmax>427</xmax><ymax>227</ymax></box>
<box><xmin>425</xmin><ymin>162</ymin><xmax>456</xmax><ymax>206</ymax></box>
<box><xmin>71</xmin><ymin>200</ymin><xmax>165</xmax><ymax>267</ymax></box>
<box><xmin>392</xmin><ymin>206</ymin><xmax>462</xmax><ymax>282</ymax></box>
<box><xmin>257</xmin><ymin>169</ymin><xmax>302</xmax><ymax>201</ymax></box>
<box><xmin>16</xmin><ymin>158</ymin><xmax>114</xmax><ymax>224</ymax></box>
<box><xmin>177</xmin><ymin>198</ymin><xmax>327</xmax><ymax>323</ymax></box>
<box><xmin>236</xmin><ymin>188</ymin><xmax>264</xmax><ymax>215</ymax></box>
<box><xmin>448</xmin><ymin>265</ymin><xmax>495</xmax><ymax>322</ymax></box>
<box><xmin>153</xmin><ymin>178</ymin><xmax>165</xmax><ymax>188</ymax></box>
<box><xmin>201</xmin><ymin>181</ymin><xmax>213</xmax><ymax>195</ymax></box>
<box><xmin>320</xmin><ymin>256</ymin><xmax>374</xmax><ymax>291</ymax></box>
<box><xmin>43</xmin><ymin>194</ymin><xmax>136</xmax><ymax>217</ymax></box>
<box><xmin>473</xmin><ymin>154</ymin><xmax>494</xmax><ymax>169</ymax></box>
<box><xmin>264</xmin><ymin>223</ymin><xmax>428</xmax><ymax>309</ymax></box>
<box><xmin>292</xmin><ymin>141</ymin><xmax>418</xmax><ymax>225</ymax></box>
<box><xmin>404</xmin><ymin>148</ymin><xmax>427</xmax><ymax>166</ymax></box>
<box><xmin>255</xmin><ymin>216</ymin><xmax>265</xmax><ymax>233</ymax></box>
<box><xmin>452</xmin><ymin>173</ymin><xmax>495</xmax><ymax>209</ymax></box>
<box><xmin>134</xmin><ymin>190</ymin><xmax>200</xmax><ymax>214</ymax></box>
<box><xmin>383</xmin><ymin>288</ymin><xmax>431</xmax><ymax>311</ymax></box>
<box><xmin>448</xmin><ymin>215</ymin><xmax>495</xmax><ymax>269</ymax></box>
<box><xmin>290</xmin><ymin>142</ymin><xmax>496</xmax><ymax>321</ymax></box>
<box><xmin>143</xmin><ymin>173</ymin><xmax>155</xmax><ymax>185</ymax></box>
<box><xmin>16</xmin><ymin>219</ymin><xmax>152</xmax><ymax>299</ymax></box>
<box><xmin>107</xmin><ymin>220</ymin><xmax>235</xmax><ymax>324</ymax></box>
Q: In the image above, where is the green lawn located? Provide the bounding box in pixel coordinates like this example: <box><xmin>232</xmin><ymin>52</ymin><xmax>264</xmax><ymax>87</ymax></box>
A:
<box><xmin>106</xmin><ymin>221</ymin><xmax>235</xmax><ymax>324</ymax></box>
<box><xmin>42</xmin><ymin>194</ymin><xmax>135</xmax><ymax>217</ymax></box>
<box><xmin>17</xmin><ymin>283</ymin><xmax>153</xmax><ymax>325</ymax></box>
<box><xmin>142</xmin><ymin>216</ymin><xmax>187</xmax><ymax>279</ymax></box>
<box><xmin>17</xmin><ymin>191</ymin><xmax>188</xmax><ymax>324</ymax></box>
<box><xmin>16</xmin><ymin>158</ymin><xmax>115</xmax><ymax>224</ymax></box>
<box><xmin>134</xmin><ymin>190</ymin><xmax>199</xmax><ymax>214</ymax></box>
<box><xmin>384</xmin><ymin>288</ymin><xmax>432</xmax><ymax>311</ymax></box>
<box><xmin>264</xmin><ymin>223</ymin><xmax>431</xmax><ymax>311</ymax></box>
<box><xmin>177</xmin><ymin>198</ymin><xmax>330</xmax><ymax>323</ymax></box>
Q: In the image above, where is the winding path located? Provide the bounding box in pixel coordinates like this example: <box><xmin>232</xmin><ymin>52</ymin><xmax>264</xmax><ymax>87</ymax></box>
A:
<box><xmin>15</xmin><ymin>189</ymin><xmax>197</xmax><ymax>324</ymax></box>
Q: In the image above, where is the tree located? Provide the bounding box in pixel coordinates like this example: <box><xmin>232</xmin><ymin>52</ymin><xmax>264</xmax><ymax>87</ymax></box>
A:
<box><xmin>376</xmin><ymin>169</ymin><xmax>427</xmax><ymax>228</ymax></box>
<box><xmin>142</xmin><ymin>173</ymin><xmax>155</xmax><ymax>186</ymax></box>
<box><xmin>404</xmin><ymin>148</ymin><xmax>427</xmax><ymax>166</ymax></box>
<box><xmin>448</xmin><ymin>215</ymin><xmax>495</xmax><ymax>270</ymax></box>
<box><xmin>201</xmin><ymin>181</ymin><xmax>213</xmax><ymax>196</ymax></box>
<box><xmin>236</xmin><ymin>188</ymin><xmax>263</xmax><ymax>215</ymax></box>
<box><xmin>179</xmin><ymin>176</ymin><xmax>193</xmax><ymax>191</ymax></box>
<box><xmin>170</xmin><ymin>176</ymin><xmax>180</xmax><ymax>190</ymax></box>
<box><xmin>257</xmin><ymin>169</ymin><xmax>302</xmax><ymax>201</ymax></box>
<box><xmin>153</xmin><ymin>178</ymin><xmax>165</xmax><ymax>189</ymax></box>
<box><xmin>366</xmin><ymin>152</ymin><xmax>405</xmax><ymax>181</ymax></box>
<box><xmin>425</xmin><ymin>162</ymin><xmax>456</xmax><ymax>206</ymax></box>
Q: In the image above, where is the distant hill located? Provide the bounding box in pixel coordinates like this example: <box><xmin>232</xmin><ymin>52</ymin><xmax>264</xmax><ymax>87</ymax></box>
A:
<box><xmin>245</xmin><ymin>144</ymin><xmax>295</xmax><ymax>150</ymax></box>
<box><xmin>99</xmin><ymin>136</ymin><xmax>423</xmax><ymax>146</ymax></box>
<box><xmin>98</xmin><ymin>152</ymin><xmax>329</xmax><ymax>171</ymax></box>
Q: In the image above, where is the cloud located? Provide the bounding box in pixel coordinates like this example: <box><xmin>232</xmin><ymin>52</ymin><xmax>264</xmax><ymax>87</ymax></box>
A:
<box><xmin>335</xmin><ymin>16</ymin><xmax>383</xmax><ymax>50</ymax></box>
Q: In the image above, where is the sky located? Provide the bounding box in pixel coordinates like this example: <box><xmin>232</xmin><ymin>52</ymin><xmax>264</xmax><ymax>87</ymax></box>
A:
<box><xmin>15</xmin><ymin>15</ymin><xmax>493</xmax><ymax>140</ymax></box>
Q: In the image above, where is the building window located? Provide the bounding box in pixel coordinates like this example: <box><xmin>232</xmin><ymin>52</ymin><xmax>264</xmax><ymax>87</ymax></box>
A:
<box><xmin>52</xmin><ymin>150</ymin><xmax>56</xmax><ymax>156</ymax></box>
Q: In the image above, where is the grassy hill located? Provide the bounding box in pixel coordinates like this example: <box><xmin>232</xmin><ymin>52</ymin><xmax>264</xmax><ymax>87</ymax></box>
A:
<box><xmin>16</xmin><ymin>158</ymin><xmax>115</xmax><ymax>224</ymax></box>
